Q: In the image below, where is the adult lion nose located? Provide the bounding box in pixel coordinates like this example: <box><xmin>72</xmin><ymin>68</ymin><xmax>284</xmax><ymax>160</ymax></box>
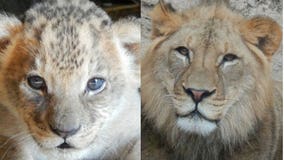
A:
<box><xmin>183</xmin><ymin>86</ymin><xmax>216</xmax><ymax>103</ymax></box>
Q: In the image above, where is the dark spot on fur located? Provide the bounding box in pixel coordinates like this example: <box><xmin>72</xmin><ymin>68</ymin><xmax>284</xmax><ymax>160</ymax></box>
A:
<box><xmin>0</xmin><ymin>38</ymin><xmax>10</xmax><ymax>53</ymax></box>
<box><xmin>33</xmin><ymin>24</ymin><xmax>46</xmax><ymax>41</ymax></box>
<box><xmin>100</xmin><ymin>19</ymin><xmax>111</xmax><ymax>29</ymax></box>
<box><xmin>25</xmin><ymin>15</ymin><xmax>36</xmax><ymax>24</ymax></box>
<box><xmin>257</xmin><ymin>36</ymin><xmax>267</xmax><ymax>51</ymax></box>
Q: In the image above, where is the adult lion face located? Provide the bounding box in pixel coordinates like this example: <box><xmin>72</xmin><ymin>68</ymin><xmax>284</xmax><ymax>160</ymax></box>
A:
<box><xmin>168</xmin><ymin>23</ymin><xmax>251</xmax><ymax>136</ymax></box>
<box><xmin>142</xmin><ymin>3</ymin><xmax>281</xmax><ymax>137</ymax></box>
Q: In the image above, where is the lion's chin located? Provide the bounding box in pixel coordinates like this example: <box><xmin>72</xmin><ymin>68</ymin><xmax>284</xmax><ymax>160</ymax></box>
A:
<box><xmin>177</xmin><ymin>116</ymin><xmax>217</xmax><ymax>136</ymax></box>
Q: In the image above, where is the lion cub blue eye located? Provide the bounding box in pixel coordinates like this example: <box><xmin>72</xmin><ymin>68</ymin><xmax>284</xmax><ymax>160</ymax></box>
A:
<box><xmin>175</xmin><ymin>46</ymin><xmax>190</xmax><ymax>57</ymax></box>
<box><xmin>222</xmin><ymin>53</ymin><xmax>238</xmax><ymax>62</ymax></box>
<box><xmin>27</xmin><ymin>75</ymin><xmax>46</xmax><ymax>90</ymax></box>
<box><xmin>87</xmin><ymin>78</ymin><xmax>106</xmax><ymax>93</ymax></box>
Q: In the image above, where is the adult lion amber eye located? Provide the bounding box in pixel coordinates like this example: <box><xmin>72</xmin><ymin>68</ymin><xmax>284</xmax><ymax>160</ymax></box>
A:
<box><xmin>175</xmin><ymin>46</ymin><xmax>190</xmax><ymax>57</ymax></box>
<box><xmin>27</xmin><ymin>75</ymin><xmax>46</xmax><ymax>90</ymax></box>
<box><xmin>87</xmin><ymin>77</ymin><xmax>106</xmax><ymax>94</ymax></box>
<box><xmin>222</xmin><ymin>53</ymin><xmax>238</xmax><ymax>62</ymax></box>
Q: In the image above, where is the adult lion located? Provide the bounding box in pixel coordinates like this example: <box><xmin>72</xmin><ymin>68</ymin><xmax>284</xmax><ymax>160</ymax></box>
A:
<box><xmin>141</xmin><ymin>0</ymin><xmax>282</xmax><ymax>159</ymax></box>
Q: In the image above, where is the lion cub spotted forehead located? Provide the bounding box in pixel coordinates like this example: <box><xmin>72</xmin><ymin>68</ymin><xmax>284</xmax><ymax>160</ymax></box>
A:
<box><xmin>25</xmin><ymin>0</ymin><xmax>113</xmax><ymax>72</ymax></box>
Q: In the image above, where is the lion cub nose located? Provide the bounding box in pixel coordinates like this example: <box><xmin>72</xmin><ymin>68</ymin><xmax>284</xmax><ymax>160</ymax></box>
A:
<box><xmin>183</xmin><ymin>87</ymin><xmax>216</xmax><ymax>103</ymax></box>
<box><xmin>50</xmin><ymin>125</ymin><xmax>80</xmax><ymax>138</ymax></box>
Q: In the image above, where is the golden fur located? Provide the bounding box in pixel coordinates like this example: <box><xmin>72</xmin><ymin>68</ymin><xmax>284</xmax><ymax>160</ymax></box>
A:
<box><xmin>141</xmin><ymin>1</ymin><xmax>282</xmax><ymax>160</ymax></box>
<box><xmin>0</xmin><ymin>1</ymin><xmax>140</xmax><ymax>160</ymax></box>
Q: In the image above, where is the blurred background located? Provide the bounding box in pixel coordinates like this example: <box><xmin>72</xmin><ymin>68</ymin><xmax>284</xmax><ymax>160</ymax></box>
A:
<box><xmin>0</xmin><ymin>0</ymin><xmax>140</xmax><ymax>20</ymax></box>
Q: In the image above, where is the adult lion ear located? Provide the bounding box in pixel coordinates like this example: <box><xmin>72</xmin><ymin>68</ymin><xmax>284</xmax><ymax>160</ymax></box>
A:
<box><xmin>112</xmin><ymin>18</ymin><xmax>140</xmax><ymax>56</ymax></box>
<box><xmin>150</xmin><ymin>0</ymin><xmax>182</xmax><ymax>39</ymax></box>
<box><xmin>240</xmin><ymin>17</ymin><xmax>282</xmax><ymax>57</ymax></box>
<box><xmin>0</xmin><ymin>14</ymin><xmax>21</xmax><ymax>53</ymax></box>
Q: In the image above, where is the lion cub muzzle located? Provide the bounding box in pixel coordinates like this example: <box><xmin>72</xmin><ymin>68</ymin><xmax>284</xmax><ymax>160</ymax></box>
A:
<box><xmin>47</xmin><ymin>106</ymin><xmax>82</xmax><ymax>149</ymax></box>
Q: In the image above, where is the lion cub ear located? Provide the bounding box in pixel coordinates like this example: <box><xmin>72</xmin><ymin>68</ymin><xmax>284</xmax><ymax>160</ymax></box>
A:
<box><xmin>0</xmin><ymin>14</ymin><xmax>22</xmax><ymax>53</ymax></box>
<box><xmin>150</xmin><ymin>0</ymin><xmax>183</xmax><ymax>38</ymax></box>
<box><xmin>240</xmin><ymin>17</ymin><xmax>282</xmax><ymax>57</ymax></box>
<box><xmin>112</xmin><ymin>18</ymin><xmax>140</xmax><ymax>56</ymax></box>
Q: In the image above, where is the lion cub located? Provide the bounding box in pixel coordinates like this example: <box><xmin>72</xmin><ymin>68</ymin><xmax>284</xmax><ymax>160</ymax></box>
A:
<box><xmin>142</xmin><ymin>1</ymin><xmax>282</xmax><ymax>160</ymax></box>
<box><xmin>0</xmin><ymin>0</ymin><xmax>140</xmax><ymax>160</ymax></box>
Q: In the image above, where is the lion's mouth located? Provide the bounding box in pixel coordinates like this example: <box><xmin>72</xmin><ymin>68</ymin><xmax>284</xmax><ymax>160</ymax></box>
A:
<box><xmin>57</xmin><ymin>142</ymin><xmax>74</xmax><ymax>149</ymax></box>
<box><xmin>176</xmin><ymin>109</ymin><xmax>219</xmax><ymax>123</ymax></box>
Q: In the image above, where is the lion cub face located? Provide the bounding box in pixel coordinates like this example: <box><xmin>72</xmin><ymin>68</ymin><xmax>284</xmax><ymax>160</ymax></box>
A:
<box><xmin>143</xmin><ymin>3</ymin><xmax>281</xmax><ymax>136</ymax></box>
<box><xmin>0</xmin><ymin>1</ymin><xmax>139</xmax><ymax>155</ymax></box>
